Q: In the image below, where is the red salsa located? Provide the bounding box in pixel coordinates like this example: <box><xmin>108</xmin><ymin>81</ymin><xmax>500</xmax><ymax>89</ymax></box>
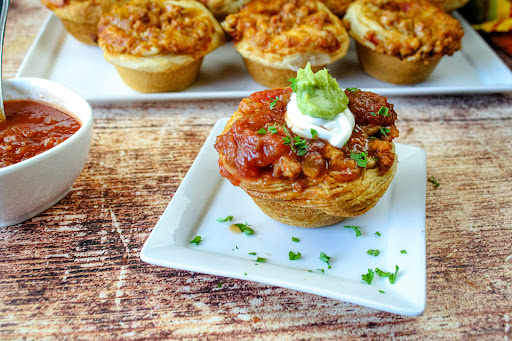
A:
<box><xmin>0</xmin><ymin>100</ymin><xmax>81</xmax><ymax>168</ymax></box>
<box><xmin>215</xmin><ymin>88</ymin><xmax>399</xmax><ymax>187</ymax></box>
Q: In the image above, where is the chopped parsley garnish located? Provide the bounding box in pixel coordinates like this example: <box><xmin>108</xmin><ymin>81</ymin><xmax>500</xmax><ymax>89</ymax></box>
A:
<box><xmin>378</xmin><ymin>106</ymin><xmax>389</xmax><ymax>116</ymax></box>
<box><xmin>244</xmin><ymin>273</ymin><xmax>247</xmax><ymax>276</ymax></box>
<box><xmin>255</xmin><ymin>257</ymin><xmax>266</xmax><ymax>263</ymax></box>
<box><xmin>380</xmin><ymin>127</ymin><xmax>391</xmax><ymax>136</ymax></box>
<box><xmin>292</xmin><ymin>237</ymin><xmax>299</xmax><ymax>242</ymax></box>
<box><xmin>269</xmin><ymin>96</ymin><xmax>279</xmax><ymax>110</ymax></box>
<box><xmin>283</xmin><ymin>136</ymin><xmax>292</xmax><ymax>145</ymax></box>
<box><xmin>375</xmin><ymin>268</ymin><xmax>390</xmax><ymax>277</ymax></box>
<box><xmin>289</xmin><ymin>77</ymin><xmax>297</xmax><ymax>92</ymax></box>
<box><xmin>346</xmin><ymin>87</ymin><xmax>360</xmax><ymax>92</ymax></box>
<box><xmin>317</xmin><ymin>269</ymin><xmax>325</xmax><ymax>274</ymax></box>
<box><xmin>234</xmin><ymin>222</ymin><xmax>254</xmax><ymax>235</ymax></box>
<box><xmin>248</xmin><ymin>252</ymin><xmax>256</xmax><ymax>255</ymax></box>
<box><xmin>289</xmin><ymin>251</ymin><xmax>302</xmax><ymax>260</ymax></box>
<box><xmin>293</xmin><ymin>136</ymin><xmax>308</xmax><ymax>156</ymax></box>
<box><xmin>217</xmin><ymin>215</ymin><xmax>233</xmax><ymax>222</ymax></box>
<box><xmin>350</xmin><ymin>151</ymin><xmax>368</xmax><ymax>167</ymax></box>
<box><xmin>189</xmin><ymin>236</ymin><xmax>201</xmax><ymax>245</ymax></box>
<box><xmin>367</xmin><ymin>249</ymin><xmax>380</xmax><ymax>257</ymax></box>
<box><xmin>379</xmin><ymin>290</ymin><xmax>385</xmax><ymax>294</ymax></box>
<box><xmin>401</xmin><ymin>250</ymin><xmax>407</xmax><ymax>254</ymax></box>
<box><xmin>389</xmin><ymin>265</ymin><xmax>399</xmax><ymax>284</ymax></box>
<box><xmin>370</xmin><ymin>112</ymin><xmax>377</xmax><ymax>116</ymax></box>
<box><xmin>319</xmin><ymin>252</ymin><xmax>331</xmax><ymax>269</ymax></box>
<box><xmin>257</xmin><ymin>128</ymin><xmax>267</xmax><ymax>134</ymax></box>
<box><xmin>311</xmin><ymin>129</ymin><xmax>318</xmax><ymax>138</ymax></box>
<box><xmin>217</xmin><ymin>282</ymin><xmax>223</xmax><ymax>288</ymax></box>
<box><xmin>281</xmin><ymin>124</ymin><xmax>289</xmax><ymax>134</ymax></box>
<box><xmin>375</xmin><ymin>232</ymin><xmax>381</xmax><ymax>236</ymax></box>
<box><xmin>362</xmin><ymin>269</ymin><xmax>374</xmax><ymax>284</ymax></box>
<box><xmin>368</xmin><ymin>136</ymin><xmax>377</xmax><ymax>139</ymax></box>
<box><xmin>375</xmin><ymin>265</ymin><xmax>400</xmax><ymax>284</ymax></box>
<box><xmin>307</xmin><ymin>270</ymin><xmax>313</xmax><ymax>272</ymax></box>
<box><xmin>344</xmin><ymin>225</ymin><xmax>362</xmax><ymax>237</ymax></box>
<box><xmin>267</xmin><ymin>125</ymin><xmax>278</xmax><ymax>134</ymax></box>
<box><xmin>428</xmin><ymin>176</ymin><xmax>440</xmax><ymax>188</ymax></box>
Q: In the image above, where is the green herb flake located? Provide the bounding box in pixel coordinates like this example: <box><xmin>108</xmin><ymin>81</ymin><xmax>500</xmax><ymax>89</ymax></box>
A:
<box><xmin>269</xmin><ymin>96</ymin><xmax>279</xmax><ymax>110</ymax></box>
<box><xmin>235</xmin><ymin>222</ymin><xmax>254</xmax><ymax>235</ymax></box>
<box><xmin>267</xmin><ymin>125</ymin><xmax>278</xmax><ymax>134</ymax></box>
<box><xmin>311</xmin><ymin>129</ymin><xmax>318</xmax><ymax>138</ymax></box>
<box><xmin>217</xmin><ymin>215</ymin><xmax>233</xmax><ymax>222</ymax></box>
<box><xmin>350</xmin><ymin>151</ymin><xmax>368</xmax><ymax>168</ymax></box>
<box><xmin>368</xmin><ymin>136</ymin><xmax>377</xmax><ymax>140</ymax></box>
<box><xmin>428</xmin><ymin>176</ymin><xmax>440</xmax><ymax>188</ymax></box>
<box><xmin>248</xmin><ymin>252</ymin><xmax>256</xmax><ymax>255</ymax></box>
<box><xmin>346</xmin><ymin>87</ymin><xmax>360</xmax><ymax>92</ymax></box>
<box><xmin>255</xmin><ymin>257</ymin><xmax>266</xmax><ymax>263</ymax></box>
<box><xmin>362</xmin><ymin>269</ymin><xmax>374</xmax><ymax>284</ymax></box>
<box><xmin>289</xmin><ymin>251</ymin><xmax>302</xmax><ymax>260</ymax></box>
<box><xmin>379</xmin><ymin>290</ymin><xmax>385</xmax><ymax>294</ymax></box>
<box><xmin>244</xmin><ymin>273</ymin><xmax>247</xmax><ymax>276</ymax></box>
<box><xmin>307</xmin><ymin>270</ymin><xmax>313</xmax><ymax>272</ymax></box>
<box><xmin>319</xmin><ymin>252</ymin><xmax>331</xmax><ymax>269</ymax></box>
<box><xmin>293</xmin><ymin>136</ymin><xmax>308</xmax><ymax>156</ymax></box>
<box><xmin>378</xmin><ymin>106</ymin><xmax>389</xmax><ymax>116</ymax></box>
<box><xmin>344</xmin><ymin>225</ymin><xmax>362</xmax><ymax>237</ymax></box>
<box><xmin>375</xmin><ymin>268</ymin><xmax>391</xmax><ymax>278</ymax></box>
<box><xmin>283</xmin><ymin>136</ymin><xmax>292</xmax><ymax>145</ymax></box>
<box><xmin>189</xmin><ymin>236</ymin><xmax>201</xmax><ymax>245</ymax></box>
<box><xmin>367</xmin><ymin>249</ymin><xmax>380</xmax><ymax>257</ymax></box>
<box><xmin>292</xmin><ymin>237</ymin><xmax>299</xmax><ymax>242</ymax></box>
<box><xmin>388</xmin><ymin>265</ymin><xmax>399</xmax><ymax>284</ymax></box>
<box><xmin>317</xmin><ymin>269</ymin><xmax>325</xmax><ymax>274</ymax></box>
<box><xmin>401</xmin><ymin>250</ymin><xmax>407</xmax><ymax>254</ymax></box>
<box><xmin>289</xmin><ymin>77</ymin><xmax>297</xmax><ymax>92</ymax></box>
<box><xmin>281</xmin><ymin>124</ymin><xmax>289</xmax><ymax>134</ymax></box>
<box><xmin>375</xmin><ymin>232</ymin><xmax>381</xmax><ymax>236</ymax></box>
<box><xmin>380</xmin><ymin>127</ymin><xmax>391</xmax><ymax>136</ymax></box>
<box><xmin>217</xmin><ymin>282</ymin><xmax>223</xmax><ymax>288</ymax></box>
<box><xmin>370</xmin><ymin>112</ymin><xmax>377</xmax><ymax>116</ymax></box>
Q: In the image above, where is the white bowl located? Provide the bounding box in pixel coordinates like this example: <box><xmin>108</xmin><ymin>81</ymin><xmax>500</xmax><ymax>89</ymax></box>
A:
<box><xmin>0</xmin><ymin>78</ymin><xmax>93</xmax><ymax>227</ymax></box>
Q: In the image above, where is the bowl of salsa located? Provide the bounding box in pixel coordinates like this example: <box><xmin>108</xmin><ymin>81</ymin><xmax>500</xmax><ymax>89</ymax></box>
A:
<box><xmin>0</xmin><ymin>78</ymin><xmax>93</xmax><ymax>227</ymax></box>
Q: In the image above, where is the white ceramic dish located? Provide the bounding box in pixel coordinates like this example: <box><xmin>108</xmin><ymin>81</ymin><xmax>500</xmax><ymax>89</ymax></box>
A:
<box><xmin>0</xmin><ymin>78</ymin><xmax>93</xmax><ymax>227</ymax></box>
<box><xmin>17</xmin><ymin>13</ymin><xmax>512</xmax><ymax>104</ymax></box>
<box><xmin>141</xmin><ymin>118</ymin><xmax>427</xmax><ymax>316</ymax></box>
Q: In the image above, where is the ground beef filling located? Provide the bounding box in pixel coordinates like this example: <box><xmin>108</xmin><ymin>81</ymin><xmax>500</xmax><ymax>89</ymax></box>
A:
<box><xmin>214</xmin><ymin>87</ymin><xmax>399</xmax><ymax>187</ymax></box>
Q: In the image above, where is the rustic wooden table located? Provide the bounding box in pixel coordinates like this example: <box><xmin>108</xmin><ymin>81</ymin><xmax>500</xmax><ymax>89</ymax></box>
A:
<box><xmin>1</xmin><ymin>1</ymin><xmax>512</xmax><ymax>339</ymax></box>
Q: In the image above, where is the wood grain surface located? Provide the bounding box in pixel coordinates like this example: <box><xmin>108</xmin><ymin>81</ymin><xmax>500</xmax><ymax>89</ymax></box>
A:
<box><xmin>1</xmin><ymin>1</ymin><xmax>512</xmax><ymax>340</ymax></box>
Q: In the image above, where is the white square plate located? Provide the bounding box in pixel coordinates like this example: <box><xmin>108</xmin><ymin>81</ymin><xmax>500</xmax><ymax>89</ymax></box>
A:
<box><xmin>17</xmin><ymin>13</ymin><xmax>512</xmax><ymax>104</ymax></box>
<box><xmin>141</xmin><ymin>118</ymin><xmax>427</xmax><ymax>316</ymax></box>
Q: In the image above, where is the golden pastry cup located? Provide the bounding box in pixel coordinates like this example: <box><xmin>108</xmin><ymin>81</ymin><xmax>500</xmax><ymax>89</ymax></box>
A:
<box><xmin>247</xmin><ymin>156</ymin><xmax>397</xmax><ymax>228</ymax></box>
<box><xmin>218</xmin><ymin>113</ymin><xmax>398</xmax><ymax>228</ymax></box>
<box><xmin>243</xmin><ymin>58</ymin><xmax>325</xmax><ymax>88</ymax></box>
<box><xmin>355</xmin><ymin>42</ymin><xmax>441</xmax><ymax>85</ymax></box>
<box><xmin>113</xmin><ymin>58</ymin><xmax>203</xmax><ymax>93</ymax></box>
<box><xmin>59</xmin><ymin>19</ymin><xmax>98</xmax><ymax>45</ymax></box>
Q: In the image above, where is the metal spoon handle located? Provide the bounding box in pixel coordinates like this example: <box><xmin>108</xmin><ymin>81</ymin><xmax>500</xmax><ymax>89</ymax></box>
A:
<box><xmin>0</xmin><ymin>0</ymin><xmax>9</xmax><ymax>122</ymax></box>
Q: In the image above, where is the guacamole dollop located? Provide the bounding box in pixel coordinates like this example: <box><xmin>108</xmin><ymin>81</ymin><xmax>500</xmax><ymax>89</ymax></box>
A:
<box><xmin>292</xmin><ymin>63</ymin><xmax>348</xmax><ymax>120</ymax></box>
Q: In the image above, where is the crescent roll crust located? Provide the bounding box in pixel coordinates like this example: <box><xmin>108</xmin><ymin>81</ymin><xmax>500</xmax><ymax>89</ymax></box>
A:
<box><xmin>344</xmin><ymin>0</ymin><xmax>464</xmax><ymax>62</ymax></box>
<box><xmin>98</xmin><ymin>0</ymin><xmax>224</xmax><ymax>73</ymax></box>
<box><xmin>215</xmin><ymin>87</ymin><xmax>399</xmax><ymax>228</ymax></box>
<box><xmin>222</xmin><ymin>0</ymin><xmax>350</xmax><ymax>71</ymax></box>
<box><xmin>197</xmin><ymin>0</ymin><xmax>251</xmax><ymax>19</ymax></box>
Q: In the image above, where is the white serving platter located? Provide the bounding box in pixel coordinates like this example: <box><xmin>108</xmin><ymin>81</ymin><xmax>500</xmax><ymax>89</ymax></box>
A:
<box><xmin>140</xmin><ymin>118</ymin><xmax>427</xmax><ymax>316</ymax></box>
<box><xmin>17</xmin><ymin>13</ymin><xmax>512</xmax><ymax>104</ymax></box>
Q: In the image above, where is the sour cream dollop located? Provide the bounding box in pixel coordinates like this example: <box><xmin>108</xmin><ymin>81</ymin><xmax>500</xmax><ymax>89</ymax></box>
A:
<box><xmin>285</xmin><ymin>93</ymin><xmax>355</xmax><ymax>149</ymax></box>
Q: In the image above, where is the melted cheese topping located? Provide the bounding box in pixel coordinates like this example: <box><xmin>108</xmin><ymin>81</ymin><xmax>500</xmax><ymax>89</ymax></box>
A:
<box><xmin>285</xmin><ymin>93</ymin><xmax>355</xmax><ymax>148</ymax></box>
<box><xmin>344</xmin><ymin>0</ymin><xmax>464</xmax><ymax>61</ymax></box>
<box><xmin>221</xmin><ymin>0</ymin><xmax>349</xmax><ymax>68</ymax></box>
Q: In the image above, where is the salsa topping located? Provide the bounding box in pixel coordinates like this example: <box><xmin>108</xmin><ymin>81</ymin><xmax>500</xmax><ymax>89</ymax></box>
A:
<box><xmin>214</xmin><ymin>87</ymin><xmax>398</xmax><ymax>187</ymax></box>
